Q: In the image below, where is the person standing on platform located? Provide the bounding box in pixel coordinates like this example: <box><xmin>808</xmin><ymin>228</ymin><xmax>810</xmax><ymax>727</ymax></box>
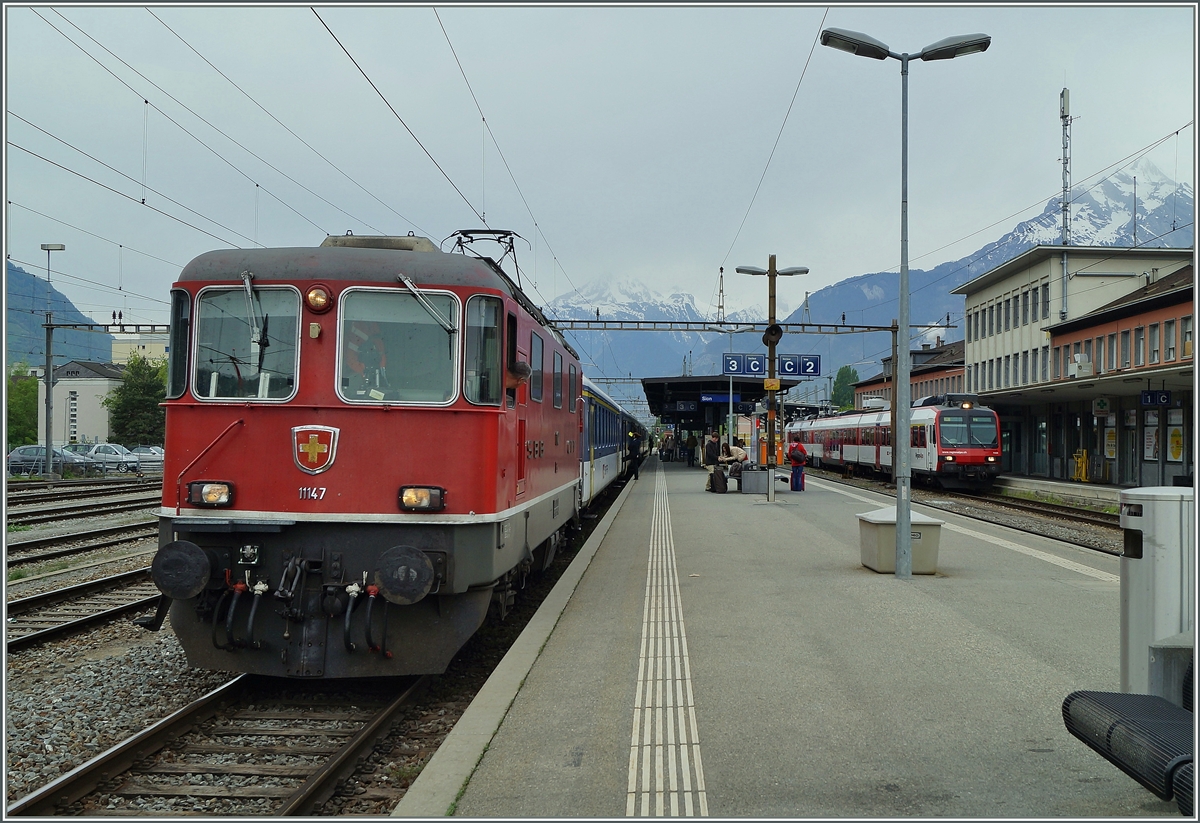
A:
<box><xmin>628</xmin><ymin>430</ymin><xmax>642</xmax><ymax>480</ymax></box>
<box><xmin>685</xmin><ymin>433</ymin><xmax>698</xmax><ymax>467</ymax></box>
<box><xmin>703</xmin><ymin>431</ymin><xmax>721</xmax><ymax>490</ymax></box>
<box><xmin>787</xmin><ymin>433</ymin><xmax>808</xmax><ymax>491</ymax></box>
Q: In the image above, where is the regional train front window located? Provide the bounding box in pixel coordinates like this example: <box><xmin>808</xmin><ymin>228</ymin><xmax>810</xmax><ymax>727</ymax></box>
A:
<box><xmin>939</xmin><ymin>414</ymin><xmax>968</xmax><ymax>447</ymax></box>
<box><xmin>969</xmin><ymin>414</ymin><xmax>998</xmax><ymax>447</ymax></box>
<box><xmin>194</xmin><ymin>287</ymin><xmax>299</xmax><ymax>400</ymax></box>
<box><xmin>339</xmin><ymin>289</ymin><xmax>459</xmax><ymax>404</ymax></box>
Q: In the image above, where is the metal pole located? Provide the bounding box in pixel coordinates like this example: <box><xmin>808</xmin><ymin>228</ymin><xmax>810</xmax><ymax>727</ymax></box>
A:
<box><xmin>890</xmin><ymin>321</ymin><xmax>898</xmax><ymax>483</ymax></box>
<box><xmin>44</xmin><ymin>314</ymin><xmax>54</xmax><ymax>479</ymax></box>
<box><xmin>767</xmin><ymin>254</ymin><xmax>777</xmax><ymax>503</ymax></box>
<box><xmin>895</xmin><ymin>55</ymin><xmax>913</xmax><ymax>579</ymax></box>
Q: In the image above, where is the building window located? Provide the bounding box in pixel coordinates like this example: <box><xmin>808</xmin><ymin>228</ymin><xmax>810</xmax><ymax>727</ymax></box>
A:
<box><xmin>1042</xmin><ymin>283</ymin><xmax>1050</xmax><ymax>319</ymax></box>
<box><xmin>1021</xmin><ymin>291</ymin><xmax>1028</xmax><ymax>325</ymax></box>
<box><xmin>1134</xmin><ymin>327</ymin><xmax>1145</xmax><ymax>367</ymax></box>
<box><xmin>1183</xmin><ymin>316</ymin><xmax>1193</xmax><ymax>358</ymax></box>
<box><xmin>1120</xmin><ymin>330</ymin><xmax>1131</xmax><ymax>368</ymax></box>
<box><xmin>1165</xmin><ymin>319</ymin><xmax>1176</xmax><ymax>361</ymax></box>
<box><xmin>988</xmin><ymin>305</ymin><xmax>994</xmax><ymax>337</ymax></box>
<box><xmin>1052</xmin><ymin>346</ymin><xmax>1060</xmax><ymax>379</ymax></box>
<box><xmin>1004</xmin><ymin>300</ymin><xmax>1011</xmax><ymax>331</ymax></box>
<box><xmin>1042</xmin><ymin>346</ymin><xmax>1049</xmax><ymax>381</ymax></box>
<box><xmin>1149</xmin><ymin>324</ymin><xmax>1160</xmax><ymax>364</ymax></box>
<box><xmin>1021</xmin><ymin>350</ymin><xmax>1029</xmax><ymax>384</ymax></box>
<box><xmin>1004</xmin><ymin>355</ymin><xmax>1011</xmax><ymax>387</ymax></box>
<box><xmin>1108</xmin><ymin>333</ymin><xmax>1118</xmax><ymax>370</ymax></box>
<box><xmin>1083</xmin><ymin>339</ymin><xmax>1092</xmax><ymax>370</ymax></box>
<box><xmin>1031</xmin><ymin>348</ymin><xmax>1039</xmax><ymax>383</ymax></box>
<box><xmin>975</xmin><ymin>311</ymin><xmax>981</xmax><ymax>340</ymax></box>
<box><xmin>1095</xmin><ymin>336</ymin><xmax>1105</xmax><ymax>372</ymax></box>
<box><xmin>988</xmin><ymin>360</ymin><xmax>994</xmax><ymax>390</ymax></box>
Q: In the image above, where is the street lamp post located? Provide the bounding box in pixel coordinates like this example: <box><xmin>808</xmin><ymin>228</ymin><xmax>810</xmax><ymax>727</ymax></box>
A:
<box><xmin>736</xmin><ymin>255</ymin><xmax>808</xmax><ymax>502</ymax></box>
<box><xmin>821</xmin><ymin>26</ymin><xmax>989</xmax><ymax>578</ymax></box>
<box><xmin>40</xmin><ymin>243</ymin><xmax>65</xmax><ymax>478</ymax></box>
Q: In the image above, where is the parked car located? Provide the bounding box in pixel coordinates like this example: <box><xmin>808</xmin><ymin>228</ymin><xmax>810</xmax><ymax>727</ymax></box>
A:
<box><xmin>130</xmin><ymin>445</ymin><xmax>164</xmax><ymax>471</ymax></box>
<box><xmin>79</xmin><ymin>443</ymin><xmax>142</xmax><ymax>473</ymax></box>
<box><xmin>7</xmin><ymin>445</ymin><xmax>101</xmax><ymax>477</ymax></box>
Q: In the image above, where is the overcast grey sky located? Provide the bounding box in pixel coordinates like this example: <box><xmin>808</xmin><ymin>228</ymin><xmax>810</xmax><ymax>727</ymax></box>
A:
<box><xmin>5</xmin><ymin>3</ymin><xmax>1195</xmax><ymax>335</ymax></box>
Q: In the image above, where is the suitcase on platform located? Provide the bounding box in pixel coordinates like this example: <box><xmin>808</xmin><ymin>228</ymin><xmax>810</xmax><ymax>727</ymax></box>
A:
<box><xmin>709</xmin><ymin>468</ymin><xmax>728</xmax><ymax>494</ymax></box>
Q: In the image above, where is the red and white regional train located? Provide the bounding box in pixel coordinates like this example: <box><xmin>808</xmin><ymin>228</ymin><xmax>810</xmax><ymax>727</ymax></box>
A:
<box><xmin>786</xmin><ymin>395</ymin><xmax>1002</xmax><ymax>490</ymax></box>
<box><xmin>146</xmin><ymin>231</ymin><xmax>643</xmax><ymax>678</ymax></box>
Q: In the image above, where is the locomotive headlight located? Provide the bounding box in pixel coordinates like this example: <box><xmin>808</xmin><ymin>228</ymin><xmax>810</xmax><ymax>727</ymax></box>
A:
<box><xmin>986</xmin><ymin>456</ymin><xmax>997</xmax><ymax>462</ymax></box>
<box><xmin>399</xmin><ymin>486</ymin><xmax>446</xmax><ymax>511</ymax></box>
<box><xmin>941</xmin><ymin>454</ymin><xmax>955</xmax><ymax>462</ymax></box>
<box><xmin>188</xmin><ymin>481</ymin><xmax>234</xmax><ymax>507</ymax></box>
<box><xmin>305</xmin><ymin>284</ymin><xmax>333</xmax><ymax>313</ymax></box>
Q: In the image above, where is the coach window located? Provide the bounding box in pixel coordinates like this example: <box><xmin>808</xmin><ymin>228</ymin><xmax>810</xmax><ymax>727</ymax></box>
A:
<box><xmin>194</xmin><ymin>286</ymin><xmax>299</xmax><ymax>401</ymax></box>
<box><xmin>339</xmin><ymin>288</ymin><xmax>458</xmax><ymax>404</ymax></box>
<box><xmin>553</xmin><ymin>351</ymin><xmax>563</xmax><ymax>408</ymax></box>
<box><xmin>167</xmin><ymin>289</ymin><xmax>191</xmax><ymax>399</ymax></box>
<box><xmin>464</xmin><ymin>296</ymin><xmax>502</xmax><ymax>405</ymax></box>
<box><xmin>530</xmin><ymin>332</ymin><xmax>544</xmax><ymax>401</ymax></box>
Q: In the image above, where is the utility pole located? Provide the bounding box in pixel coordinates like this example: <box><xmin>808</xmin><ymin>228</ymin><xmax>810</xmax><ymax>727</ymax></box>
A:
<box><xmin>40</xmin><ymin>243</ymin><xmax>65</xmax><ymax>478</ymax></box>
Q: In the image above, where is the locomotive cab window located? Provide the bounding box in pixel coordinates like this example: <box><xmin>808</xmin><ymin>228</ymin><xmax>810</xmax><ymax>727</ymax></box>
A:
<box><xmin>193</xmin><ymin>286</ymin><xmax>299</xmax><ymax>401</ymax></box>
<box><xmin>167</xmin><ymin>289</ymin><xmax>191</xmax><ymax>399</ymax></box>
<box><xmin>464</xmin><ymin>296</ymin><xmax>502</xmax><ymax>405</ymax></box>
<box><xmin>969</xmin><ymin>414</ymin><xmax>998</xmax><ymax>447</ymax></box>
<box><xmin>529</xmin><ymin>332</ymin><xmax>544</xmax><ymax>401</ymax></box>
<box><xmin>339</xmin><ymin>288</ymin><xmax>459</xmax><ymax>404</ymax></box>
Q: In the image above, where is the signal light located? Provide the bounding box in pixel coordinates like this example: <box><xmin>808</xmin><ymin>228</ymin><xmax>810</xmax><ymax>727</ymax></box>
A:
<box><xmin>305</xmin><ymin>285</ymin><xmax>333</xmax><ymax>313</ymax></box>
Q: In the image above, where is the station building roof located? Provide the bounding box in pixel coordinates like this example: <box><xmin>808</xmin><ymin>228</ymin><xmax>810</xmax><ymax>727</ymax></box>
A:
<box><xmin>641</xmin><ymin>374</ymin><xmax>800</xmax><ymax>429</ymax></box>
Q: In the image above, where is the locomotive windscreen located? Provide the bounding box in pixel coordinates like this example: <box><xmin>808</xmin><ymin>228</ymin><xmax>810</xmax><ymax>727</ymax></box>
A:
<box><xmin>339</xmin><ymin>289</ymin><xmax>459</xmax><ymax>404</ymax></box>
<box><xmin>939</xmin><ymin>412</ymin><xmax>999</xmax><ymax>448</ymax></box>
<box><xmin>193</xmin><ymin>287</ymin><xmax>299</xmax><ymax>400</ymax></box>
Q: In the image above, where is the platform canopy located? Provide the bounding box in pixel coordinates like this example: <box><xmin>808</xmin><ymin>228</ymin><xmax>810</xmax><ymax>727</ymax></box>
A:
<box><xmin>640</xmin><ymin>374</ymin><xmax>800</xmax><ymax>430</ymax></box>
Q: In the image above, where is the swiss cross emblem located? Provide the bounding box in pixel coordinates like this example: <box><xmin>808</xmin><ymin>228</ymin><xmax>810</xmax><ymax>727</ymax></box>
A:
<box><xmin>292</xmin><ymin>426</ymin><xmax>339</xmax><ymax>475</ymax></box>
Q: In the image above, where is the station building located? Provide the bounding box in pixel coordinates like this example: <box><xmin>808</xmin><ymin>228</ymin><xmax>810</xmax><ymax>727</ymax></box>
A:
<box><xmin>34</xmin><ymin>360</ymin><xmax>125</xmax><ymax>446</ymax></box>
<box><xmin>951</xmin><ymin>245</ymin><xmax>1193</xmax><ymax>486</ymax></box>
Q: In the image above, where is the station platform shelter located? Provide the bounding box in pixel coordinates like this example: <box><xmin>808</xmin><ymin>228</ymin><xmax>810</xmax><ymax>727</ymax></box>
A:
<box><xmin>395</xmin><ymin>457</ymin><xmax>1185</xmax><ymax>818</ymax></box>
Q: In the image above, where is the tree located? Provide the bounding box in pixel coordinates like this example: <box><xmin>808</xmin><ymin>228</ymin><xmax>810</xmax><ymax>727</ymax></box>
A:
<box><xmin>6</xmin><ymin>362</ymin><xmax>39</xmax><ymax>450</ymax></box>
<box><xmin>831</xmin><ymin>365</ymin><xmax>860</xmax><ymax>410</ymax></box>
<box><xmin>102</xmin><ymin>353</ymin><xmax>167</xmax><ymax>446</ymax></box>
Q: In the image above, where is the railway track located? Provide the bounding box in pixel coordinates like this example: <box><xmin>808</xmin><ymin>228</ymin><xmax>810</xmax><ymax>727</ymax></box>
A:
<box><xmin>6</xmin><ymin>494</ymin><xmax>161</xmax><ymax>527</ymax></box>
<box><xmin>5</xmin><ymin>569</ymin><xmax>161</xmax><ymax>652</ymax></box>
<box><xmin>973</xmin><ymin>492</ymin><xmax>1120</xmax><ymax>528</ymax></box>
<box><xmin>7</xmin><ymin>482</ymin><xmax>161</xmax><ymax>507</ymax></box>
<box><xmin>7</xmin><ymin>675</ymin><xmax>429</xmax><ymax>817</ymax></box>
<box><xmin>7</xmin><ymin>523</ymin><xmax>159</xmax><ymax>569</ymax></box>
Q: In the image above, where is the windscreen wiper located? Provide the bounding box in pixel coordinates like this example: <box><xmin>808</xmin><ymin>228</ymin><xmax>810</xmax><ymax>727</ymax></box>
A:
<box><xmin>397</xmin><ymin>274</ymin><xmax>455</xmax><ymax>335</ymax></box>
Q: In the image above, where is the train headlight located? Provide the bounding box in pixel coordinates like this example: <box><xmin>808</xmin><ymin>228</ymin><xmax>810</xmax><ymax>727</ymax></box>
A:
<box><xmin>188</xmin><ymin>481</ymin><xmax>234</xmax><ymax>507</ymax></box>
<box><xmin>399</xmin><ymin>486</ymin><xmax>446</xmax><ymax>511</ymax></box>
<box><xmin>986</xmin><ymin>455</ymin><xmax>997</xmax><ymax>462</ymax></box>
<box><xmin>305</xmin><ymin>284</ymin><xmax>333</xmax><ymax>313</ymax></box>
<box><xmin>940</xmin><ymin>454</ymin><xmax>955</xmax><ymax>462</ymax></box>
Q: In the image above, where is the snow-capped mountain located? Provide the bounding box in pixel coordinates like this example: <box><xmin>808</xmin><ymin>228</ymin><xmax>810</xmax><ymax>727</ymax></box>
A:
<box><xmin>546</xmin><ymin>159</ymin><xmax>1192</xmax><ymax>385</ymax></box>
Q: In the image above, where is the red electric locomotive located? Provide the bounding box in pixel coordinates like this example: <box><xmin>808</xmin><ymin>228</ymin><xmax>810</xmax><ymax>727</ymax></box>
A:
<box><xmin>787</xmin><ymin>394</ymin><xmax>1002</xmax><ymax>490</ymax></box>
<box><xmin>147</xmin><ymin>231</ymin><xmax>584</xmax><ymax>677</ymax></box>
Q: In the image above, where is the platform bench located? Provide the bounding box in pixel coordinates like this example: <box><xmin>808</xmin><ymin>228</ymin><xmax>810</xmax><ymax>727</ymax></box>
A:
<box><xmin>1062</xmin><ymin>659</ymin><xmax>1193</xmax><ymax>815</ymax></box>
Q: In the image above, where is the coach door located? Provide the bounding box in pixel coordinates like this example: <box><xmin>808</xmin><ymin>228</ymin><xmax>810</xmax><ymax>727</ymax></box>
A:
<box><xmin>873</xmin><ymin>423</ymin><xmax>883</xmax><ymax>471</ymax></box>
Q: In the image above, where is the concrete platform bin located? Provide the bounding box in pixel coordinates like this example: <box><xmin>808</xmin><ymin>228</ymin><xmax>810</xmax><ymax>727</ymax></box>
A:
<box><xmin>856</xmin><ymin>506</ymin><xmax>945</xmax><ymax>574</ymax></box>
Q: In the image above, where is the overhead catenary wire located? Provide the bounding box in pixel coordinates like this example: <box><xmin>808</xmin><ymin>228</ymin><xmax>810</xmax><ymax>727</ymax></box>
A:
<box><xmin>432</xmin><ymin>9</ymin><xmax>584</xmax><ymax>308</ymax></box>
<box><xmin>312</xmin><ymin>7</ymin><xmax>484</xmax><ymax>226</ymax></box>
<box><xmin>40</xmin><ymin>8</ymin><xmax>376</xmax><ymax>238</ymax></box>
<box><xmin>146</xmin><ymin>7</ymin><xmax>431</xmax><ymax>239</ymax></box>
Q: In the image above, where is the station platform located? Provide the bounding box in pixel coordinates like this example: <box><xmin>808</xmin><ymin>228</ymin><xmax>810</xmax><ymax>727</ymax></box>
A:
<box><xmin>394</xmin><ymin>457</ymin><xmax>1177</xmax><ymax>818</ymax></box>
<box><xmin>994</xmin><ymin>474</ymin><xmax>1122</xmax><ymax>507</ymax></box>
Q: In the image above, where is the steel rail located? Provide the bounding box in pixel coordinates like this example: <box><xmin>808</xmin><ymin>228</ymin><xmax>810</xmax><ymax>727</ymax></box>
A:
<box><xmin>7</xmin><ymin>494</ymin><xmax>160</xmax><ymax>526</ymax></box>
<box><xmin>7</xmin><ymin>524</ymin><xmax>158</xmax><ymax>568</ymax></box>
<box><xmin>277</xmin><ymin>675</ymin><xmax>430</xmax><ymax>815</ymax></box>
<box><xmin>6</xmin><ymin>568</ymin><xmax>161</xmax><ymax>652</ymax></box>
<box><xmin>7</xmin><ymin>483</ymin><xmax>160</xmax><ymax>506</ymax></box>
<box><xmin>5</xmin><ymin>676</ymin><xmax>250</xmax><ymax>816</ymax></box>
